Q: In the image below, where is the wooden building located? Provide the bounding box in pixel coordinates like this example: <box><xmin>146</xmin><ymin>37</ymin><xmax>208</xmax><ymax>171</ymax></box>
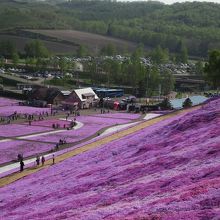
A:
<box><xmin>30</xmin><ymin>87</ymin><xmax>65</xmax><ymax>105</ymax></box>
<box><xmin>62</xmin><ymin>87</ymin><xmax>99</xmax><ymax>109</ymax></box>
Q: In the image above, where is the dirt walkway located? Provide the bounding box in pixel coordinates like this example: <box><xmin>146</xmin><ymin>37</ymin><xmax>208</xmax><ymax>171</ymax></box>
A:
<box><xmin>0</xmin><ymin>106</ymin><xmax>200</xmax><ymax>188</ymax></box>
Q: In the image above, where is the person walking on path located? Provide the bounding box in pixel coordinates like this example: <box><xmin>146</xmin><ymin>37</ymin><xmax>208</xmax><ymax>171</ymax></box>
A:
<box><xmin>36</xmin><ymin>155</ymin><xmax>40</xmax><ymax>166</ymax></box>
<box><xmin>52</xmin><ymin>154</ymin><xmax>55</xmax><ymax>165</ymax></box>
<box><xmin>17</xmin><ymin>153</ymin><xmax>23</xmax><ymax>162</ymax></box>
<box><xmin>20</xmin><ymin>160</ymin><xmax>24</xmax><ymax>172</ymax></box>
<box><xmin>41</xmin><ymin>156</ymin><xmax>45</xmax><ymax>166</ymax></box>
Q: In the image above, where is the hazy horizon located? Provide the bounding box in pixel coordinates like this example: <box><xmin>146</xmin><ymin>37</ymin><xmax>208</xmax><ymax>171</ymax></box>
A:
<box><xmin>158</xmin><ymin>0</ymin><xmax>220</xmax><ymax>4</ymax></box>
<box><xmin>119</xmin><ymin>0</ymin><xmax>220</xmax><ymax>4</ymax></box>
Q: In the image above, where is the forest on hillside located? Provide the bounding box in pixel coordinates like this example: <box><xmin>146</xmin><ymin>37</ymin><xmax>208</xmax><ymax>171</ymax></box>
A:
<box><xmin>0</xmin><ymin>0</ymin><xmax>220</xmax><ymax>57</ymax></box>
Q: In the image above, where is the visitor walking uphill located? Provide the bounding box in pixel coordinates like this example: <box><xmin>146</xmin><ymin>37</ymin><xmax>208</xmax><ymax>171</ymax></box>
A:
<box><xmin>20</xmin><ymin>160</ymin><xmax>24</xmax><ymax>172</ymax></box>
<box><xmin>36</xmin><ymin>155</ymin><xmax>40</xmax><ymax>166</ymax></box>
<box><xmin>41</xmin><ymin>156</ymin><xmax>45</xmax><ymax>166</ymax></box>
<box><xmin>52</xmin><ymin>154</ymin><xmax>55</xmax><ymax>165</ymax></box>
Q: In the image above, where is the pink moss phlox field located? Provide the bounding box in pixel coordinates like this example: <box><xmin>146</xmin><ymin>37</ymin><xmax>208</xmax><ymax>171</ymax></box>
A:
<box><xmin>0</xmin><ymin>106</ymin><xmax>50</xmax><ymax>117</ymax></box>
<box><xmin>0</xmin><ymin>124</ymin><xmax>53</xmax><ymax>137</ymax></box>
<box><xmin>93</xmin><ymin>112</ymin><xmax>140</xmax><ymax>120</ymax></box>
<box><xmin>0</xmin><ymin>140</ymin><xmax>53</xmax><ymax>164</ymax></box>
<box><xmin>26</xmin><ymin>116</ymin><xmax>131</xmax><ymax>143</ymax></box>
<box><xmin>23</xmin><ymin>119</ymin><xmax>69</xmax><ymax>128</ymax></box>
<box><xmin>0</xmin><ymin>98</ymin><xmax>220</xmax><ymax>219</ymax></box>
<box><xmin>0</xmin><ymin>97</ymin><xmax>19</xmax><ymax>107</ymax></box>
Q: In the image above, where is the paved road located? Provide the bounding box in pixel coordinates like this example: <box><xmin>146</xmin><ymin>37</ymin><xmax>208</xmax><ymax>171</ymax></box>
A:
<box><xmin>0</xmin><ymin>72</ymin><xmax>65</xmax><ymax>90</ymax></box>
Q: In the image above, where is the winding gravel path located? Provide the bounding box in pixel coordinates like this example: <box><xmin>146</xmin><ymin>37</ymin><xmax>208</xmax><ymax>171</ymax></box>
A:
<box><xmin>0</xmin><ymin>107</ymin><xmax>199</xmax><ymax>187</ymax></box>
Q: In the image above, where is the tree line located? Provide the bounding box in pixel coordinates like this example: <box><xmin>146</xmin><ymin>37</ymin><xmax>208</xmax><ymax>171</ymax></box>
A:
<box><xmin>0</xmin><ymin>0</ymin><xmax>220</xmax><ymax>58</ymax></box>
<box><xmin>0</xmin><ymin>38</ymin><xmax>218</xmax><ymax>93</ymax></box>
<box><xmin>87</xmin><ymin>54</ymin><xmax>175</xmax><ymax>97</ymax></box>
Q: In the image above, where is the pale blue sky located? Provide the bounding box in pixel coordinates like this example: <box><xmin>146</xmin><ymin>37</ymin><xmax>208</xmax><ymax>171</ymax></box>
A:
<box><xmin>120</xmin><ymin>0</ymin><xmax>220</xmax><ymax>4</ymax></box>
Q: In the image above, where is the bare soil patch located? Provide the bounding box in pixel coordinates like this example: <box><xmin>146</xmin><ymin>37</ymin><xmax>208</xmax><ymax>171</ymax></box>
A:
<box><xmin>27</xmin><ymin>29</ymin><xmax>138</xmax><ymax>53</ymax></box>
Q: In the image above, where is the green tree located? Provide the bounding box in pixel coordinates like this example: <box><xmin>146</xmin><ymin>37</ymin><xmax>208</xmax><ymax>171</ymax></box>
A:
<box><xmin>159</xmin><ymin>98</ymin><xmax>173</xmax><ymax>110</ymax></box>
<box><xmin>176</xmin><ymin>41</ymin><xmax>188</xmax><ymax>63</ymax></box>
<box><xmin>137</xmin><ymin>80</ymin><xmax>146</xmax><ymax>97</ymax></box>
<box><xmin>131</xmin><ymin>43</ymin><xmax>144</xmax><ymax>62</ymax></box>
<box><xmin>76</xmin><ymin>45</ymin><xmax>87</xmax><ymax>57</ymax></box>
<box><xmin>0</xmin><ymin>40</ymin><xmax>16</xmax><ymax>59</ymax></box>
<box><xmin>88</xmin><ymin>61</ymin><xmax>97</xmax><ymax>84</ymax></box>
<box><xmin>0</xmin><ymin>57</ymin><xmax>4</xmax><ymax>68</ymax></box>
<box><xmin>59</xmin><ymin>57</ymin><xmax>69</xmax><ymax>75</ymax></box>
<box><xmin>194</xmin><ymin>60</ymin><xmax>204</xmax><ymax>76</ymax></box>
<box><xmin>204</xmin><ymin>50</ymin><xmax>220</xmax><ymax>89</ymax></box>
<box><xmin>58</xmin><ymin>57</ymin><xmax>75</xmax><ymax>74</ymax></box>
<box><xmin>24</xmin><ymin>40</ymin><xmax>50</xmax><ymax>58</ymax></box>
<box><xmin>36</xmin><ymin>58</ymin><xmax>48</xmax><ymax>71</ymax></box>
<box><xmin>150</xmin><ymin>45</ymin><xmax>169</xmax><ymax>64</ymax></box>
<box><xmin>25</xmin><ymin>57</ymin><xmax>36</xmax><ymax>68</ymax></box>
<box><xmin>12</xmin><ymin>52</ymin><xmax>19</xmax><ymax>67</ymax></box>
<box><xmin>100</xmin><ymin>43</ymin><xmax>117</xmax><ymax>56</ymax></box>
<box><xmin>49</xmin><ymin>57</ymin><xmax>59</xmax><ymax>69</ymax></box>
<box><xmin>148</xmin><ymin>66</ymin><xmax>161</xmax><ymax>97</ymax></box>
<box><xmin>161</xmin><ymin>70</ymin><xmax>175</xmax><ymax>95</ymax></box>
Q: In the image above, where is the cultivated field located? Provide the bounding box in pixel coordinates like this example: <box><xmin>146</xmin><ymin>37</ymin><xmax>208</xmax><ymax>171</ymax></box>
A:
<box><xmin>0</xmin><ymin>34</ymin><xmax>78</xmax><ymax>54</ymax></box>
<box><xmin>27</xmin><ymin>29</ymin><xmax>138</xmax><ymax>54</ymax></box>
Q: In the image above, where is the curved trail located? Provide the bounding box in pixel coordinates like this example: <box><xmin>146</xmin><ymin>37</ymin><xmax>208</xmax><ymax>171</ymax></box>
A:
<box><xmin>0</xmin><ymin>106</ymin><xmax>199</xmax><ymax>188</ymax></box>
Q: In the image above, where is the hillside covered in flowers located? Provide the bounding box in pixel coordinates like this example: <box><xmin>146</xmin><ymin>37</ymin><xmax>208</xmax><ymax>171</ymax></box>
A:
<box><xmin>0</xmin><ymin>98</ymin><xmax>220</xmax><ymax>220</ymax></box>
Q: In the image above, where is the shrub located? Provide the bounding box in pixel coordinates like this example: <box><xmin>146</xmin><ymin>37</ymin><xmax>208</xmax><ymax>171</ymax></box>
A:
<box><xmin>182</xmin><ymin>97</ymin><xmax>192</xmax><ymax>108</ymax></box>
<box><xmin>159</xmin><ymin>98</ymin><xmax>172</xmax><ymax>110</ymax></box>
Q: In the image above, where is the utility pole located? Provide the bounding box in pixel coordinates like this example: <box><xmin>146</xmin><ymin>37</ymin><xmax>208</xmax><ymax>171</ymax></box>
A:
<box><xmin>146</xmin><ymin>70</ymin><xmax>150</xmax><ymax>98</ymax></box>
<box><xmin>159</xmin><ymin>84</ymin><xmax>161</xmax><ymax>100</ymax></box>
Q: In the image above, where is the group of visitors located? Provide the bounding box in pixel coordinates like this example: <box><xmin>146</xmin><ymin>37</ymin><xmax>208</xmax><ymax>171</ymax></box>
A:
<box><xmin>52</xmin><ymin>123</ymin><xmax>60</xmax><ymax>129</ymax></box>
<box><xmin>69</xmin><ymin>118</ymin><xmax>76</xmax><ymax>129</ymax></box>
<box><xmin>26</xmin><ymin>112</ymin><xmax>50</xmax><ymax>126</ymax></box>
<box><xmin>1</xmin><ymin>111</ymin><xmax>20</xmax><ymax>124</ymax></box>
<box><xmin>100</xmin><ymin>108</ymin><xmax>110</xmax><ymax>114</ymax></box>
<box><xmin>18</xmin><ymin>154</ymin><xmax>56</xmax><ymax>172</ymax></box>
<box><xmin>65</xmin><ymin>110</ymin><xmax>80</xmax><ymax>120</ymax></box>
<box><xmin>54</xmin><ymin>138</ymin><xmax>67</xmax><ymax>151</ymax></box>
<box><xmin>35</xmin><ymin>155</ymin><xmax>45</xmax><ymax>166</ymax></box>
<box><xmin>59</xmin><ymin>138</ymin><xmax>67</xmax><ymax>145</ymax></box>
<box><xmin>1</xmin><ymin>110</ymin><xmax>51</xmax><ymax>125</ymax></box>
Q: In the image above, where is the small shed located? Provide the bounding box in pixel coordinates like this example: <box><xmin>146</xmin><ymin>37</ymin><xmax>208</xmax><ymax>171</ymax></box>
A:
<box><xmin>30</xmin><ymin>87</ymin><xmax>65</xmax><ymax>105</ymax></box>
<box><xmin>167</xmin><ymin>91</ymin><xmax>177</xmax><ymax>100</ymax></box>
<box><xmin>74</xmin><ymin>62</ymin><xmax>83</xmax><ymax>72</ymax></box>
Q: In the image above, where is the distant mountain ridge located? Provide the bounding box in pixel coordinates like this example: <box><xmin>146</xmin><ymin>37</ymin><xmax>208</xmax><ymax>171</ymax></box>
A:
<box><xmin>0</xmin><ymin>0</ymin><xmax>220</xmax><ymax>57</ymax></box>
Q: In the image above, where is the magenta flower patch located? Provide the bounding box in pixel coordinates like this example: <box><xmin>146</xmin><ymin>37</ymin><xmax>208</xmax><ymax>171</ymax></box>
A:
<box><xmin>26</xmin><ymin>116</ymin><xmax>131</xmax><ymax>143</ymax></box>
<box><xmin>0</xmin><ymin>97</ymin><xmax>19</xmax><ymax>107</ymax></box>
<box><xmin>23</xmin><ymin>119</ymin><xmax>69</xmax><ymax>128</ymax></box>
<box><xmin>94</xmin><ymin>112</ymin><xmax>141</xmax><ymax>120</ymax></box>
<box><xmin>0</xmin><ymin>140</ymin><xmax>53</xmax><ymax>164</ymax></box>
<box><xmin>0</xmin><ymin>124</ymin><xmax>53</xmax><ymax>137</ymax></box>
<box><xmin>0</xmin><ymin>98</ymin><xmax>219</xmax><ymax>219</ymax></box>
<box><xmin>0</xmin><ymin>106</ymin><xmax>50</xmax><ymax>117</ymax></box>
